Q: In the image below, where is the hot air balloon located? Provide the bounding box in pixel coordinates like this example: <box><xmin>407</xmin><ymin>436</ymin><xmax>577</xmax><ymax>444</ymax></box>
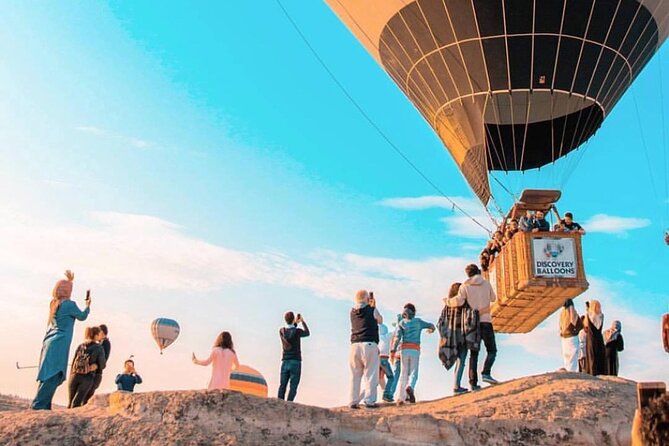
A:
<box><xmin>325</xmin><ymin>0</ymin><xmax>669</xmax><ymax>332</ymax></box>
<box><xmin>151</xmin><ymin>318</ymin><xmax>180</xmax><ymax>354</ymax></box>
<box><xmin>229</xmin><ymin>365</ymin><xmax>268</xmax><ymax>397</ymax></box>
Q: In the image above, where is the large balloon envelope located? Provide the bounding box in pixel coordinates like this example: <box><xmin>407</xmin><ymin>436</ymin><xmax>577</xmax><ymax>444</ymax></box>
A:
<box><xmin>151</xmin><ymin>318</ymin><xmax>180</xmax><ymax>354</ymax></box>
<box><xmin>326</xmin><ymin>0</ymin><xmax>669</xmax><ymax>203</ymax></box>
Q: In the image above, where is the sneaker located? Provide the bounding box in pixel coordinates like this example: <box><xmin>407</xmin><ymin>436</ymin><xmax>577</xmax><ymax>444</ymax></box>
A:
<box><xmin>406</xmin><ymin>386</ymin><xmax>416</xmax><ymax>404</ymax></box>
<box><xmin>349</xmin><ymin>404</ymin><xmax>360</xmax><ymax>409</ymax></box>
<box><xmin>482</xmin><ymin>374</ymin><xmax>499</xmax><ymax>385</ymax></box>
<box><xmin>382</xmin><ymin>396</ymin><xmax>394</xmax><ymax>403</ymax></box>
<box><xmin>470</xmin><ymin>384</ymin><xmax>481</xmax><ymax>391</ymax></box>
<box><xmin>453</xmin><ymin>387</ymin><xmax>469</xmax><ymax>395</ymax></box>
<box><xmin>363</xmin><ymin>403</ymin><xmax>378</xmax><ymax>409</ymax></box>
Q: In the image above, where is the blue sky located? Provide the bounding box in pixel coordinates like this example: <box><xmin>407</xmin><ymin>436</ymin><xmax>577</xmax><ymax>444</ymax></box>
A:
<box><xmin>0</xmin><ymin>2</ymin><xmax>667</xmax><ymax>407</ymax></box>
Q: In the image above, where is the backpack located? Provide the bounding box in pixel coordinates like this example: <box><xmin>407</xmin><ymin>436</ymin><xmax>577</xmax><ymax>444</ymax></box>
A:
<box><xmin>71</xmin><ymin>343</ymin><xmax>92</xmax><ymax>375</ymax></box>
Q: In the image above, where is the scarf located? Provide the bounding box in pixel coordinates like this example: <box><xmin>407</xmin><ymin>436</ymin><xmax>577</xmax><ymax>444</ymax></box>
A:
<box><xmin>559</xmin><ymin>306</ymin><xmax>579</xmax><ymax>333</ymax></box>
<box><xmin>603</xmin><ymin>320</ymin><xmax>622</xmax><ymax>344</ymax></box>
<box><xmin>588</xmin><ymin>312</ymin><xmax>604</xmax><ymax>330</ymax></box>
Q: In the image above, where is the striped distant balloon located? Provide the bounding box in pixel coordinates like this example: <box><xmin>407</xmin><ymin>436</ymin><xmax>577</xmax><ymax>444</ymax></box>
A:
<box><xmin>229</xmin><ymin>365</ymin><xmax>268</xmax><ymax>397</ymax></box>
<box><xmin>150</xmin><ymin>318</ymin><xmax>180</xmax><ymax>354</ymax></box>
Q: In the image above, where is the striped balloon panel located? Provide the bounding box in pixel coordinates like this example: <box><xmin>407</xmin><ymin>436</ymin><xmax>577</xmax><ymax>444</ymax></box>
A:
<box><xmin>229</xmin><ymin>365</ymin><xmax>268</xmax><ymax>397</ymax></box>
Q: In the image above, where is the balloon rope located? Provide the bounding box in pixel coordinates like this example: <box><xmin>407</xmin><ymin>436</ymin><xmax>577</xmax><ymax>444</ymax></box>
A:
<box><xmin>274</xmin><ymin>0</ymin><xmax>493</xmax><ymax>236</ymax></box>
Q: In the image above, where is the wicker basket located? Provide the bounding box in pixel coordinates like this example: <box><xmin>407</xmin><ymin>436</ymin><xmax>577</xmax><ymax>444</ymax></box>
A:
<box><xmin>488</xmin><ymin>232</ymin><xmax>588</xmax><ymax>333</ymax></box>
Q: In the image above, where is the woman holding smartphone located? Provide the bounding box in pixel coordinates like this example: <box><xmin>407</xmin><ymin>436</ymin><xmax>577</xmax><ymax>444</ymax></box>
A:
<box><xmin>31</xmin><ymin>270</ymin><xmax>92</xmax><ymax>410</ymax></box>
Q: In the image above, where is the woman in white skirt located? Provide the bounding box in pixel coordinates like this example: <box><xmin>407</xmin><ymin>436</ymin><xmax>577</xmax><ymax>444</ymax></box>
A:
<box><xmin>559</xmin><ymin>299</ymin><xmax>582</xmax><ymax>372</ymax></box>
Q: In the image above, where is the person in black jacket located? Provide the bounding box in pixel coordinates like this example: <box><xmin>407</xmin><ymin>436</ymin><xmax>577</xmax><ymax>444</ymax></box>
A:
<box><xmin>83</xmin><ymin>324</ymin><xmax>111</xmax><ymax>404</ymax></box>
<box><xmin>277</xmin><ymin>312</ymin><xmax>310</xmax><ymax>401</ymax></box>
<box><xmin>531</xmin><ymin>210</ymin><xmax>550</xmax><ymax>232</ymax></box>
<box><xmin>68</xmin><ymin>326</ymin><xmax>106</xmax><ymax>408</ymax></box>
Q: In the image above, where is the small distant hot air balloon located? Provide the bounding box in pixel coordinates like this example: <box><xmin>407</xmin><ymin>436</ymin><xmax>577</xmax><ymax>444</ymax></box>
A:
<box><xmin>229</xmin><ymin>365</ymin><xmax>268</xmax><ymax>397</ymax></box>
<box><xmin>151</xmin><ymin>318</ymin><xmax>180</xmax><ymax>354</ymax></box>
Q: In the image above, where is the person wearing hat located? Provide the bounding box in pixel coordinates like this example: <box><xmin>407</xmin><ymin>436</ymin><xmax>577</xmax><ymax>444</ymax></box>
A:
<box><xmin>446</xmin><ymin>264</ymin><xmax>498</xmax><ymax>389</ymax></box>
<box><xmin>31</xmin><ymin>270</ymin><xmax>92</xmax><ymax>410</ymax></box>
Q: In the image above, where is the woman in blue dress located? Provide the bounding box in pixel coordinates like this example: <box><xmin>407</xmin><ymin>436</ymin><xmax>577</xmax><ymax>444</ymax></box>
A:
<box><xmin>31</xmin><ymin>271</ymin><xmax>91</xmax><ymax>410</ymax></box>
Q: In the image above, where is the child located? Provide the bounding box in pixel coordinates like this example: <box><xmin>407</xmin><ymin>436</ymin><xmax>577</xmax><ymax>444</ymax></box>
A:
<box><xmin>115</xmin><ymin>359</ymin><xmax>143</xmax><ymax>392</ymax></box>
<box><xmin>377</xmin><ymin>324</ymin><xmax>394</xmax><ymax>403</ymax></box>
<box><xmin>391</xmin><ymin>303</ymin><xmax>435</xmax><ymax>404</ymax></box>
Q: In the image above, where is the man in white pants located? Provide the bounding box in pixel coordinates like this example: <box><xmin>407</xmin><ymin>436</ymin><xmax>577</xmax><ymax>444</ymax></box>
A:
<box><xmin>348</xmin><ymin>289</ymin><xmax>383</xmax><ymax>409</ymax></box>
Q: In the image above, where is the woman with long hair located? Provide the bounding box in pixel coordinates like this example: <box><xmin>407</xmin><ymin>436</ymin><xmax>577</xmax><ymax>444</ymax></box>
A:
<box><xmin>31</xmin><ymin>270</ymin><xmax>91</xmax><ymax>410</ymax></box>
<box><xmin>584</xmin><ymin>300</ymin><xmax>606</xmax><ymax>376</ymax></box>
<box><xmin>192</xmin><ymin>331</ymin><xmax>240</xmax><ymax>390</ymax></box>
<box><xmin>68</xmin><ymin>326</ymin><xmax>106</xmax><ymax>408</ymax></box>
<box><xmin>559</xmin><ymin>299</ymin><xmax>582</xmax><ymax>372</ymax></box>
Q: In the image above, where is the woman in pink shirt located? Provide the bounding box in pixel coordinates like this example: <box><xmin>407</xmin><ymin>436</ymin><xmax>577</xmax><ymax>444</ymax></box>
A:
<box><xmin>192</xmin><ymin>331</ymin><xmax>240</xmax><ymax>390</ymax></box>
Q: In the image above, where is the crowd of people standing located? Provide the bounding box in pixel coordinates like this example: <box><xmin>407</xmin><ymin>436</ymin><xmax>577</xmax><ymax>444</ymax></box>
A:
<box><xmin>31</xmin><ymin>266</ymin><xmax>632</xmax><ymax>412</ymax></box>
<box><xmin>559</xmin><ymin>299</ymin><xmax>624</xmax><ymax>376</ymax></box>
<box><xmin>31</xmin><ymin>271</ymin><xmax>141</xmax><ymax>411</ymax></box>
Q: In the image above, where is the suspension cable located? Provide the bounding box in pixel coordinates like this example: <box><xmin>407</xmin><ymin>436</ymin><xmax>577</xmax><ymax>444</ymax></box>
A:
<box><xmin>274</xmin><ymin>0</ymin><xmax>493</xmax><ymax>235</ymax></box>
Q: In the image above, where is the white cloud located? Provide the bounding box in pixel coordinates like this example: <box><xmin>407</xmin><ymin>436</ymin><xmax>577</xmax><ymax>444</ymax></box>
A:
<box><xmin>379</xmin><ymin>195</ymin><xmax>495</xmax><ymax>239</ymax></box>
<box><xmin>75</xmin><ymin>125</ymin><xmax>153</xmax><ymax>150</ymax></box>
<box><xmin>0</xmin><ymin>209</ymin><xmax>467</xmax><ymax>314</ymax></box>
<box><xmin>583</xmin><ymin>213</ymin><xmax>651</xmax><ymax>235</ymax></box>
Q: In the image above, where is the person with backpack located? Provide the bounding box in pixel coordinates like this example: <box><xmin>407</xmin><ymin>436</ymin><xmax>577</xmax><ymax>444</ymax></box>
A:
<box><xmin>83</xmin><ymin>324</ymin><xmax>111</xmax><ymax>404</ymax></box>
<box><xmin>391</xmin><ymin>303</ymin><xmax>435</xmax><ymax>404</ymax></box>
<box><xmin>559</xmin><ymin>299</ymin><xmax>582</xmax><ymax>372</ymax></box>
<box><xmin>31</xmin><ymin>270</ymin><xmax>91</xmax><ymax>410</ymax></box>
<box><xmin>192</xmin><ymin>331</ymin><xmax>240</xmax><ymax>390</ymax></box>
<box><xmin>68</xmin><ymin>326</ymin><xmax>107</xmax><ymax>408</ymax></box>
<box><xmin>445</xmin><ymin>264</ymin><xmax>498</xmax><ymax>389</ymax></box>
<box><xmin>277</xmin><ymin>311</ymin><xmax>310</xmax><ymax>401</ymax></box>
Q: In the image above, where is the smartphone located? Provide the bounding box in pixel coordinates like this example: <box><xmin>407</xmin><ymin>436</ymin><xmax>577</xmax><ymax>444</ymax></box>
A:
<box><xmin>85</xmin><ymin>289</ymin><xmax>91</xmax><ymax>300</ymax></box>
<box><xmin>637</xmin><ymin>382</ymin><xmax>666</xmax><ymax>410</ymax></box>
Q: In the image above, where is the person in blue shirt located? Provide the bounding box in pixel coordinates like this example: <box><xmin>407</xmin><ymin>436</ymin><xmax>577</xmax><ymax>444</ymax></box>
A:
<box><xmin>391</xmin><ymin>303</ymin><xmax>435</xmax><ymax>405</ymax></box>
<box><xmin>31</xmin><ymin>270</ymin><xmax>91</xmax><ymax>410</ymax></box>
<box><xmin>116</xmin><ymin>359</ymin><xmax>143</xmax><ymax>392</ymax></box>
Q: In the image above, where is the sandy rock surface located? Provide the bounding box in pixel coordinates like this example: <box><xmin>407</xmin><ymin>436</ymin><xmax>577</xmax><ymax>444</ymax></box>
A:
<box><xmin>0</xmin><ymin>372</ymin><xmax>636</xmax><ymax>445</ymax></box>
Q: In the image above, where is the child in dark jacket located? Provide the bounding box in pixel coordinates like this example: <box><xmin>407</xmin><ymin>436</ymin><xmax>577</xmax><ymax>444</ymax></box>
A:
<box><xmin>115</xmin><ymin>359</ymin><xmax>143</xmax><ymax>392</ymax></box>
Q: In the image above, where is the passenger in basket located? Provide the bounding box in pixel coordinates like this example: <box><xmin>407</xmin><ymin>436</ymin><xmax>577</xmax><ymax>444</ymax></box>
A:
<box><xmin>531</xmin><ymin>210</ymin><xmax>550</xmax><ymax>232</ymax></box>
<box><xmin>518</xmin><ymin>211</ymin><xmax>534</xmax><ymax>232</ymax></box>
<box><xmin>503</xmin><ymin>219</ymin><xmax>519</xmax><ymax>243</ymax></box>
<box><xmin>480</xmin><ymin>231</ymin><xmax>504</xmax><ymax>272</ymax></box>
<box><xmin>479</xmin><ymin>249</ymin><xmax>491</xmax><ymax>272</ymax></box>
<box><xmin>555</xmin><ymin>212</ymin><xmax>586</xmax><ymax>234</ymax></box>
<box><xmin>446</xmin><ymin>264</ymin><xmax>498</xmax><ymax>389</ymax></box>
